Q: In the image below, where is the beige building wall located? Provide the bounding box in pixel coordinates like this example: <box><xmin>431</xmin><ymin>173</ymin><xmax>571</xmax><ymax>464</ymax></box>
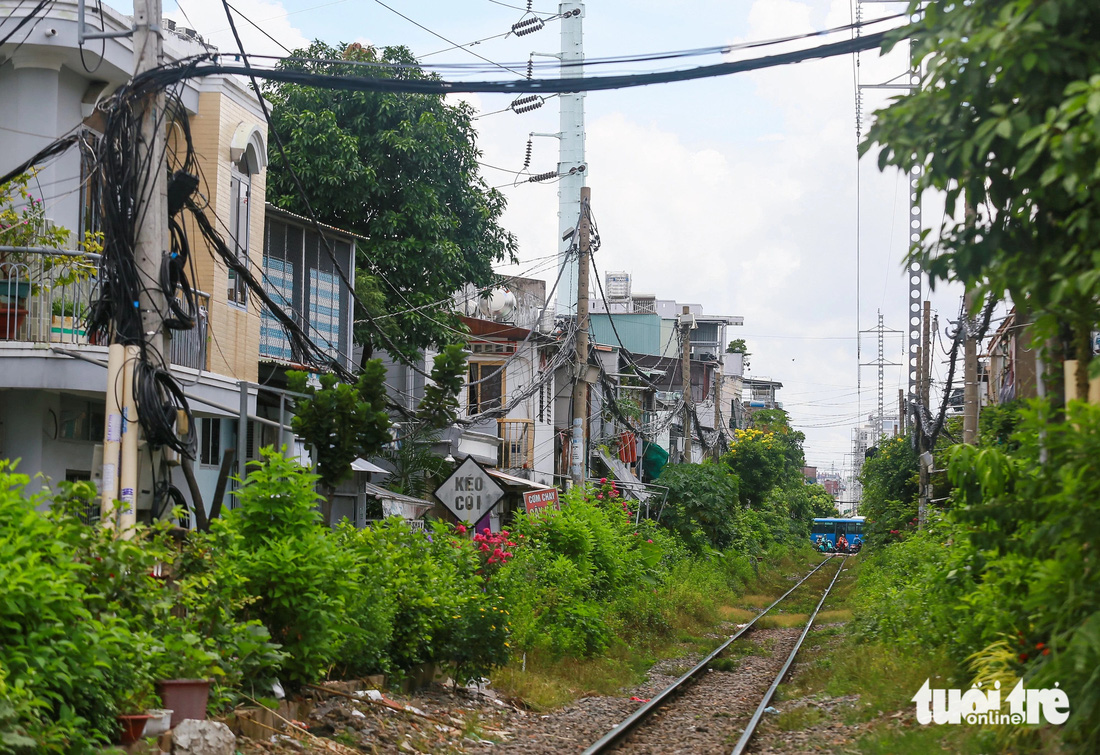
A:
<box><xmin>177</xmin><ymin>83</ymin><xmax>268</xmax><ymax>382</ymax></box>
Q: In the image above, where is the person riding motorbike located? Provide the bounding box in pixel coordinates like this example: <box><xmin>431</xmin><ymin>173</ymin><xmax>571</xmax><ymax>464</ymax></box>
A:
<box><xmin>837</xmin><ymin>534</ymin><xmax>849</xmax><ymax>553</ymax></box>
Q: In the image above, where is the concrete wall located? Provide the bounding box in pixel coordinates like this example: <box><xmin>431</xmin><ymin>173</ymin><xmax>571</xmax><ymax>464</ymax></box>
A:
<box><xmin>181</xmin><ymin>88</ymin><xmax>268</xmax><ymax>382</ymax></box>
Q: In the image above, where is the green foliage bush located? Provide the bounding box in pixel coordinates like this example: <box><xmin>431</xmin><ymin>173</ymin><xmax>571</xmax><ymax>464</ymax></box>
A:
<box><xmin>216</xmin><ymin>449</ymin><xmax>356</xmax><ymax>686</ymax></box>
<box><xmin>855</xmin><ymin>401</ymin><xmax>1100</xmax><ymax>751</ymax></box>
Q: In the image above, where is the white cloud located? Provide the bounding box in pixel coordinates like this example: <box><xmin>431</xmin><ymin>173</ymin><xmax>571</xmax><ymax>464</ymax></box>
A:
<box><xmin>165</xmin><ymin>0</ymin><xmax>311</xmax><ymax>58</ymax></box>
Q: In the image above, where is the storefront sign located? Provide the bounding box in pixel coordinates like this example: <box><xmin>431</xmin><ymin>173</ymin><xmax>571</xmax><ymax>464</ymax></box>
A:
<box><xmin>523</xmin><ymin>488</ymin><xmax>560</xmax><ymax>515</ymax></box>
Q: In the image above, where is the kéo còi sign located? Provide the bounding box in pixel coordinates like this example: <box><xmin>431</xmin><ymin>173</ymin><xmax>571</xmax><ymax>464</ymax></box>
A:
<box><xmin>434</xmin><ymin>457</ymin><xmax>505</xmax><ymax>524</ymax></box>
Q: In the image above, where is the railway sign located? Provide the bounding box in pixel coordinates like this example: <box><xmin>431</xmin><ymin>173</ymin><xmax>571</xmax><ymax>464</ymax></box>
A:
<box><xmin>435</xmin><ymin>457</ymin><xmax>505</xmax><ymax>524</ymax></box>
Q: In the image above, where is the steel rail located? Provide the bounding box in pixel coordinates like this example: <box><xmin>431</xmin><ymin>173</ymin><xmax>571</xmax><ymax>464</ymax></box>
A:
<box><xmin>730</xmin><ymin>556</ymin><xmax>847</xmax><ymax>755</ymax></box>
<box><xmin>582</xmin><ymin>555</ymin><xmax>837</xmax><ymax>755</ymax></box>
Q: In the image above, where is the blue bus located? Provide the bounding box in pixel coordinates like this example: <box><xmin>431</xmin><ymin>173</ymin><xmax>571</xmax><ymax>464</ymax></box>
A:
<box><xmin>811</xmin><ymin>517</ymin><xmax>865</xmax><ymax>550</ymax></box>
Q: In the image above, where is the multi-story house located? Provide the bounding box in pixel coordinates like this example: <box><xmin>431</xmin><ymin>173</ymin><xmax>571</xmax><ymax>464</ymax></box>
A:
<box><xmin>0</xmin><ymin>2</ymin><xmax>353</xmax><ymax>521</ymax></box>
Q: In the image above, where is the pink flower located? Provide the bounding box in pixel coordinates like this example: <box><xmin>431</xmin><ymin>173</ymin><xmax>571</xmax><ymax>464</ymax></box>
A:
<box><xmin>456</xmin><ymin>524</ymin><xmax>467</xmax><ymax>534</ymax></box>
<box><xmin>646</xmin><ymin>539</ymin><xmax>653</xmax><ymax>543</ymax></box>
<box><xmin>596</xmin><ymin>494</ymin><xmax>604</xmax><ymax>500</ymax></box>
<box><xmin>600</xmin><ymin>478</ymin><xmax>607</xmax><ymax>484</ymax></box>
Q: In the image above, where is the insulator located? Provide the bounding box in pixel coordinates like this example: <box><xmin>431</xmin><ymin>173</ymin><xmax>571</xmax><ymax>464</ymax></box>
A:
<box><xmin>527</xmin><ymin>170</ymin><xmax>558</xmax><ymax>183</ymax></box>
<box><xmin>522</xmin><ymin>139</ymin><xmax>533</xmax><ymax>170</ymax></box>
<box><xmin>512</xmin><ymin>17</ymin><xmax>545</xmax><ymax>36</ymax></box>
<box><xmin>510</xmin><ymin>95</ymin><xmax>544</xmax><ymax>114</ymax></box>
<box><xmin>526</xmin><ymin>58</ymin><xmax>533</xmax><ymax>80</ymax></box>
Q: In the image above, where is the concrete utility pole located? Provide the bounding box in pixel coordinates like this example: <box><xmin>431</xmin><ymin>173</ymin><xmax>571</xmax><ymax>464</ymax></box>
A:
<box><xmin>712</xmin><ymin>364</ymin><xmax>723</xmax><ymax>461</ymax></box>
<box><xmin>962</xmin><ymin>197</ymin><xmax>980</xmax><ymax>444</ymax></box>
<box><xmin>917</xmin><ymin>300</ymin><xmax>931</xmax><ymax>529</ymax></box>
<box><xmin>556</xmin><ymin>1</ymin><xmax>586</xmax><ymax>316</ymax></box>
<box><xmin>963</xmin><ymin>290</ymin><xmax>979</xmax><ymax>444</ymax></box>
<box><xmin>897</xmin><ymin>388</ymin><xmax>905</xmax><ymax>436</ymax></box>
<box><xmin>681</xmin><ymin>306</ymin><xmax>693</xmax><ymax>463</ymax></box>
<box><xmin>101</xmin><ymin>0</ymin><xmax>169</xmax><ymax>534</ymax></box>
<box><xmin>570</xmin><ymin>187</ymin><xmax>592</xmax><ymax>487</ymax></box>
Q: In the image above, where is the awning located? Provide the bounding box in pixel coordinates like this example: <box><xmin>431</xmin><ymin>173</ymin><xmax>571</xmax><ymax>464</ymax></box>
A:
<box><xmin>351</xmin><ymin>458</ymin><xmax>388</xmax><ymax>474</ymax></box>
<box><xmin>486</xmin><ymin>469</ymin><xmax>547</xmax><ymax>491</ymax></box>
<box><xmin>595</xmin><ymin>448</ymin><xmax>653</xmax><ymax>502</ymax></box>
<box><xmin>361</xmin><ymin>482</ymin><xmax>435</xmax><ymax>518</ymax></box>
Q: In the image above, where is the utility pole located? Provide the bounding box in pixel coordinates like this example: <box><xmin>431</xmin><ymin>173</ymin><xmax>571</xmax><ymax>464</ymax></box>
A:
<box><xmin>962</xmin><ymin>196</ymin><xmax>979</xmax><ymax>444</ymax></box>
<box><xmin>917</xmin><ymin>300</ymin><xmax>931</xmax><ymax>528</ymax></box>
<box><xmin>712</xmin><ymin>363</ymin><xmax>723</xmax><ymax>461</ymax></box>
<box><xmin>555</xmin><ymin>1</ymin><xmax>586</xmax><ymax>316</ymax></box>
<box><xmin>101</xmin><ymin>0</ymin><xmax>169</xmax><ymax>535</ymax></box>
<box><xmin>680</xmin><ymin>306</ymin><xmax>693</xmax><ymax>463</ymax></box>
<box><xmin>963</xmin><ymin>290</ymin><xmax>979</xmax><ymax>443</ymax></box>
<box><xmin>569</xmin><ymin>187</ymin><xmax>592</xmax><ymax>487</ymax></box>
<box><xmin>897</xmin><ymin>388</ymin><xmax>905</xmax><ymax>436</ymax></box>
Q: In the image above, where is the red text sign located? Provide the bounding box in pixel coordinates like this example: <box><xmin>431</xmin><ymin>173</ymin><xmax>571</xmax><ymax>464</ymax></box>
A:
<box><xmin>523</xmin><ymin>488</ymin><xmax>560</xmax><ymax>515</ymax></box>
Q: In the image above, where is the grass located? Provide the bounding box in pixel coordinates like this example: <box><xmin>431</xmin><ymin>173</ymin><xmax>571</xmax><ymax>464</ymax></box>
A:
<box><xmin>493</xmin><ymin>645</ymin><xmax>655</xmax><ymax>710</ymax></box>
<box><xmin>492</xmin><ymin>544</ymin><xmax>822</xmax><ymax>711</ymax></box>
<box><xmin>774</xmin><ymin>704</ymin><xmax>827</xmax><ymax>731</ymax></box>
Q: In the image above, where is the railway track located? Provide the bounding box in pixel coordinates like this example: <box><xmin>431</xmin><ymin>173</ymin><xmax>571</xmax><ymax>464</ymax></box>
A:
<box><xmin>582</xmin><ymin>555</ymin><xmax>847</xmax><ymax>755</ymax></box>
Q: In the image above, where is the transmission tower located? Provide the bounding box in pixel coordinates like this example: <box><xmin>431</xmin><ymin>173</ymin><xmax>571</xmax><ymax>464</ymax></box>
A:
<box><xmin>855</xmin><ymin>0</ymin><xmax>924</xmax><ymax>419</ymax></box>
<box><xmin>860</xmin><ymin>310</ymin><xmax>901</xmax><ymax>440</ymax></box>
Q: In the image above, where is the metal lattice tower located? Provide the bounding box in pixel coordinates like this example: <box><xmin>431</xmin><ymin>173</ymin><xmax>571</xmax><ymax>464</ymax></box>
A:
<box><xmin>860</xmin><ymin>311</ymin><xmax>901</xmax><ymax>440</ymax></box>
<box><xmin>856</xmin><ymin>0</ymin><xmax>924</xmax><ymax>426</ymax></box>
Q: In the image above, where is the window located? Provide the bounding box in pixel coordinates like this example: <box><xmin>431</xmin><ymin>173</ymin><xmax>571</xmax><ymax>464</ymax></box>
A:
<box><xmin>260</xmin><ymin>256</ymin><xmax>294</xmax><ymax>360</ymax></box>
<box><xmin>227</xmin><ymin>159</ymin><xmax>251</xmax><ymax>306</ymax></box>
<box><xmin>309</xmin><ymin>267</ymin><xmax>340</xmax><ymax>359</ymax></box>
<box><xmin>468</xmin><ymin>362</ymin><xmax>505</xmax><ymax>415</ymax></box>
<box><xmin>200</xmin><ymin>417</ymin><xmax>222</xmax><ymax>465</ymax></box>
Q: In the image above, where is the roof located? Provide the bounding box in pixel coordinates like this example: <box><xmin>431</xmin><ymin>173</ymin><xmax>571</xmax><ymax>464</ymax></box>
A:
<box><xmin>486</xmin><ymin>469</ymin><xmax>547</xmax><ymax>491</ymax></box>
<box><xmin>264</xmin><ymin>203</ymin><xmax>367</xmax><ymax>242</ymax></box>
<box><xmin>361</xmin><ymin>482</ymin><xmax>434</xmax><ymax>509</ymax></box>
<box><xmin>351</xmin><ymin>458</ymin><xmax>388</xmax><ymax>474</ymax></box>
<box><xmin>460</xmin><ymin>315</ymin><xmax>534</xmax><ymax>342</ymax></box>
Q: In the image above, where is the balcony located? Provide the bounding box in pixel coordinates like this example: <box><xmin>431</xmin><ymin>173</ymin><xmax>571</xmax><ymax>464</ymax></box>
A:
<box><xmin>498</xmin><ymin>418</ymin><xmax>534</xmax><ymax>472</ymax></box>
<box><xmin>1</xmin><ymin>251</ymin><xmax>208</xmax><ymax>370</ymax></box>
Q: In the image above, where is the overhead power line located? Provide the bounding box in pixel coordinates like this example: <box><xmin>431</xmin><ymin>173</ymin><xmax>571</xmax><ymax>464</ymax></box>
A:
<box><xmin>139</xmin><ymin>27</ymin><xmax>900</xmax><ymax>97</ymax></box>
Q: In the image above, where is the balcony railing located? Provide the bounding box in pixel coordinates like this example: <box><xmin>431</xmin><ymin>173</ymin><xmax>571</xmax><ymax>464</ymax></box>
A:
<box><xmin>498</xmin><ymin>418</ymin><xmax>534</xmax><ymax>471</ymax></box>
<box><xmin>1</xmin><ymin>250</ymin><xmax>208</xmax><ymax>370</ymax></box>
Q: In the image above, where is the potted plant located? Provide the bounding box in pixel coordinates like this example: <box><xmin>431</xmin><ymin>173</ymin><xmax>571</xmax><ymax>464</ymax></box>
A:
<box><xmin>50</xmin><ymin>298</ymin><xmax>88</xmax><ymax>343</ymax></box>
<box><xmin>152</xmin><ymin>631</ymin><xmax>221</xmax><ymax>725</ymax></box>
<box><xmin>116</xmin><ymin>683</ymin><xmax>157</xmax><ymax>745</ymax></box>
<box><xmin>0</xmin><ymin>171</ymin><xmax>99</xmax><ymax>340</ymax></box>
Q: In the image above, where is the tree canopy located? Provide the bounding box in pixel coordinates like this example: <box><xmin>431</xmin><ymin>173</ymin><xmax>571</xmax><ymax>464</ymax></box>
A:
<box><xmin>863</xmin><ymin>0</ymin><xmax>1100</xmax><ymax>395</ymax></box>
<box><xmin>265</xmin><ymin>42</ymin><xmax>518</xmax><ymax>358</ymax></box>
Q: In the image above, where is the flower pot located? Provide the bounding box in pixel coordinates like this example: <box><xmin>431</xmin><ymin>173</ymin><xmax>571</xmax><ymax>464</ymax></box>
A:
<box><xmin>143</xmin><ymin>708</ymin><xmax>173</xmax><ymax>737</ymax></box>
<box><xmin>49</xmin><ymin>314</ymin><xmax>88</xmax><ymax>343</ymax></box>
<box><xmin>117</xmin><ymin>713</ymin><xmax>152</xmax><ymax>745</ymax></box>
<box><xmin>0</xmin><ymin>304</ymin><xmax>27</xmax><ymax>340</ymax></box>
<box><xmin>156</xmin><ymin>679</ymin><xmax>210</xmax><ymax>724</ymax></box>
<box><xmin>0</xmin><ymin>278</ymin><xmax>30</xmax><ymax>304</ymax></box>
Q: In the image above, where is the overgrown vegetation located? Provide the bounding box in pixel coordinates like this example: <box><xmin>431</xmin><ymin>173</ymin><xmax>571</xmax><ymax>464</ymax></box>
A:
<box><xmin>0</xmin><ymin>402</ymin><xmax>829</xmax><ymax>750</ymax></box>
<box><xmin>853</xmin><ymin>400</ymin><xmax>1100</xmax><ymax>751</ymax></box>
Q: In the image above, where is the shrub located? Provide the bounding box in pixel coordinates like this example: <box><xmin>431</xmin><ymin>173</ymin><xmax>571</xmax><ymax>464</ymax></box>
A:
<box><xmin>216</xmin><ymin>450</ymin><xmax>356</xmax><ymax>686</ymax></box>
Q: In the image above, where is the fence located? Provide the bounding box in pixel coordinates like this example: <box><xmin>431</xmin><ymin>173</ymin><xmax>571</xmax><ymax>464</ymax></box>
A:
<box><xmin>498</xmin><ymin>418</ymin><xmax>534</xmax><ymax>471</ymax></box>
<box><xmin>1</xmin><ymin>250</ymin><xmax>208</xmax><ymax>370</ymax></box>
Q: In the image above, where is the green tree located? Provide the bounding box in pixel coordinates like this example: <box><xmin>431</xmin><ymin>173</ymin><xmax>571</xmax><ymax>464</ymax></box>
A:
<box><xmin>656</xmin><ymin>462</ymin><xmax>741</xmax><ymax>551</ymax></box>
<box><xmin>863</xmin><ymin>0</ymin><xmax>1100</xmax><ymax>398</ymax></box>
<box><xmin>288</xmin><ymin>363</ymin><xmax>392</xmax><ymax>524</ymax></box>
<box><xmin>265</xmin><ymin>42</ymin><xmax>518</xmax><ymax>359</ymax></box>
<box><xmin>858</xmin><ymin>435</ymin><xmax>919</xmax><ymax>544</ymax></box>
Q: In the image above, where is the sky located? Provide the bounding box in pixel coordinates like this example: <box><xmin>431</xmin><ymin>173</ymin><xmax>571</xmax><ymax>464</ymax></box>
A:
<box><xmin>125</xmin><ymin>0</ymin><xmax>966</xmax><ymax>488</ymax></box>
